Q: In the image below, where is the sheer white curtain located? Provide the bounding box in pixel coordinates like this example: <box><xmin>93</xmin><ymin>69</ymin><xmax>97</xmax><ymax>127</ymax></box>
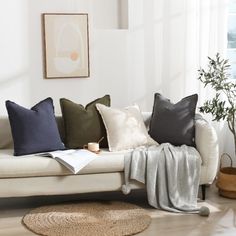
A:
<box><xmin>127</xmin><ymin>0</ymin><xmax>231</xmax><ymax>158</ymax></box>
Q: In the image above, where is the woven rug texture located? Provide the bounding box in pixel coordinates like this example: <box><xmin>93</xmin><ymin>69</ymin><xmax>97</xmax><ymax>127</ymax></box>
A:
<box><xmin>22</xmin><ymin>201</ymin><xmax>151</xmax><ymax>236</ymax></box>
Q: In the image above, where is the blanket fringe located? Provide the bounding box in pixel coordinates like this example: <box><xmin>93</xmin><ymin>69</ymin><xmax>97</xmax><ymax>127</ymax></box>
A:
<box><xmin>199</xmin><ymin>206</ymin><xmax>210</xmax><ymax>217</ymax></box>
<box><xmin>121</xmin><ymin>184</ymin><xmax>131</xmax><ymax>195</ymax></box>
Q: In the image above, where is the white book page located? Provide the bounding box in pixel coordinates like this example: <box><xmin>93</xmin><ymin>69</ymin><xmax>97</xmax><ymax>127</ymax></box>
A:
<box><xmin>55</xmin><ymin>150</ymin><xmax>97</xmax><ymax>174</ymax></box>
<box><xmin>39</xmin><ymin>149</ymin><xmax>76</xmax><ymax>158</ymax></box>
<box><xmin>38</xmin><ymin>149</ymin><xmax>97</xmax><ymax>174</ymax></box>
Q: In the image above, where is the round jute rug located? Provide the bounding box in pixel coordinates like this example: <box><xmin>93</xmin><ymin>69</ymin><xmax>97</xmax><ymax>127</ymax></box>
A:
<box><xmin>22</xmin><ymin>201</ymin><xmax>151</xmax><ymax>236</ymax></box>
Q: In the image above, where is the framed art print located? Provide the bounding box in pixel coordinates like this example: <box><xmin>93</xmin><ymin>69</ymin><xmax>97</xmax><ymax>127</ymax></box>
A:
<box><xmin>42</xmin><ymin>13</ymin><xmax>90</xmax><ymax>79</ymax></box>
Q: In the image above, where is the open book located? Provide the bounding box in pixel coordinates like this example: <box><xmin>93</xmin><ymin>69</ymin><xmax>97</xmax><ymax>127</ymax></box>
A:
<box><xmin>38</xmin><ymin>149</ymin><xmax>97</xmax><ymax>174</ymax></box>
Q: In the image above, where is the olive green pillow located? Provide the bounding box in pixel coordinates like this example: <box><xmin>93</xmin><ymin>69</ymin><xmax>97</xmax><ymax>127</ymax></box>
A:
<box><xmin>60</xmin><ymin>95</ymin><xmax>110</xmax><ymax>148</ymax></box>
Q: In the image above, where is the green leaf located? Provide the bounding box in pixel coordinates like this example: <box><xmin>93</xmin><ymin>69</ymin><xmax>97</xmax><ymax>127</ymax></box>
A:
<box><xmin>197</xmin><ymin>53</ymin><xmax>236</xmax><ymax>135</ymax></box>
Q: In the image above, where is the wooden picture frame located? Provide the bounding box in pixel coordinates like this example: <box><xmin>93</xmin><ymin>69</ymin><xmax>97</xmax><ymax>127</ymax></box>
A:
<box><xmin>42</xmin><ymin>13</ymin><xmax>90</xmax><ymax>79</ymax></box>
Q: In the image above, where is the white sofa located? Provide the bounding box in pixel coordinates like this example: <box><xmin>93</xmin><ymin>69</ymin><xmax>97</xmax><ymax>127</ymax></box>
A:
<box><xmin>0</xmin><ymin>113</ymin><xmax>219</xmax><ymax>199</ymax></box>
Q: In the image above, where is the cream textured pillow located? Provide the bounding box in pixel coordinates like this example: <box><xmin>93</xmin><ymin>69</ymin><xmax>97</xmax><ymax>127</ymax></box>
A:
<box><xmin>96</xmin><ymin>104</ymin><xmax>157</xmax><ymax>151</ymax></box>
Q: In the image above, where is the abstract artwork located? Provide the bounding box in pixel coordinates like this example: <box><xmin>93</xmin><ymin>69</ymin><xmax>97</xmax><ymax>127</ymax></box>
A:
<box><xmin>42</xmin><ymin>13</ymin><xmax>89</xmax><ymax>79</ymax></box>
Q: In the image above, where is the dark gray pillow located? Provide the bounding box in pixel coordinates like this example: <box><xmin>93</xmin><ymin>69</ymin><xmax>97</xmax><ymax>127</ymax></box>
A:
<box><xmin>6</xmin><ymin>98</ymin><xmax>65</xmax><ymax>156</ymax></box>
<box><xmin>149</xmin><ymin>93</ymin><xmax>198</xmax><ymax>146</ymax></box>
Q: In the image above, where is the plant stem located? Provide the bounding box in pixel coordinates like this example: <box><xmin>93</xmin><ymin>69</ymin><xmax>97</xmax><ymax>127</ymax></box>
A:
<box><xmin>233</xmin><ymin>115</ymin><xmax>236</xmax><ymax>158</ymax></box>
<box><xmin>234</xmin><ymin>134</ymin><xmax>236</xmax><ymax>159</ymax></box>
<box><xmin>227</xmin><ymin>118</ymin><xmax>236</xmax><ymax>158</ymax></box>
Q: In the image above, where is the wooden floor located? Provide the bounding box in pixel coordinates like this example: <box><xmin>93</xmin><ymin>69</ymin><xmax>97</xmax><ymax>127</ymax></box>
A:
<box><xmin>0</xmin><ymin>184</ymin><xmax>236</xmax><ymax>236</ymax></box>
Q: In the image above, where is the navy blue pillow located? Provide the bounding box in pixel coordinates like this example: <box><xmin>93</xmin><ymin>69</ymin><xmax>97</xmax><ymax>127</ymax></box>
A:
<box><xmin>6</xmin><ymin>98</ymin><xmax>65</xmax><ymax>156</ymax></box>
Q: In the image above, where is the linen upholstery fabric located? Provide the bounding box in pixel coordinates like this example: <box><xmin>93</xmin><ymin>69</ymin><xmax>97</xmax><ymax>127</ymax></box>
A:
<box><xmin>0</xmin><ymin>113</ymin><xmax>219</xmax><ymax>198</ymax></box>
<box><xmin>195</xmin><ymin>114</ymin><xmax>219</xmax><ymax>183</ymax></box>
<box><xmin>0</xmin><ymin>149</ymin><xmax>128</xmax><ymax>178</ymax></box>
<box><xmin>5</xmin><ymin>98</ymin><xmax>64</xmax><ymax>156</ymax></box>
<box><xmin>96</xmin><ymin>104</ymin><xmax>157</xmax><ymax>151</ymax></box>
<box><xmin>0</xmin><ymin>173</ymin><xmax>144</xmax><ymax>198</ymax></box>
<box><xmin>0</xmin><ymin>113</ymin><xmax>218</xmax><ymax>184</ymax></box>
<box><xmin>149</xmin><ymin>93</ymin><xmax>198</xmax><ymax>146</ymax></box>
<box><xmin>60</xmin><ymin>95</ymin><xmax>110</xmax><ymax>148</ymax></box>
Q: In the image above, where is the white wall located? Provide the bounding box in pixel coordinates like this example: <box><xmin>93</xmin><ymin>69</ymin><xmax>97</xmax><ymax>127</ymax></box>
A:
<box><xmin>0</xmin><ymin>0</ymin><xmax>31</xmax><ymax>112</ymax></box>
<box><xmin>0</xmin><ymin>0</ymin><xmax>129</xmax><ymax>115</ymax></box>
<box><xmin>0</xmin><ymin>0</ymin><xmax>215</xmax><ymax>115</ymax></box>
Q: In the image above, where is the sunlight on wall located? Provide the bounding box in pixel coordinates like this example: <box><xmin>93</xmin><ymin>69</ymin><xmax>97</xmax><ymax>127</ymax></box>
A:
<box><xmin>0</xmin><ymin>0</ymin><xmax>30</xmax><ymax>114</ymax></box>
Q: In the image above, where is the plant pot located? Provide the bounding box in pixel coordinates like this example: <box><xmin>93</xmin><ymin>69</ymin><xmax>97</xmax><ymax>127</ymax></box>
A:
<box><xmin>216</xmin><ymin>153</ymin><xmax>236</xmax><ymax>199</ymax></box>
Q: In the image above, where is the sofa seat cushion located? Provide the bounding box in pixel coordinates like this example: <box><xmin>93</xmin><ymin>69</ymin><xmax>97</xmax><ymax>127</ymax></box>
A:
<box><xmin>0</xmin><ymin>149</ymin><xmax>129</xmax><ymax>178</ymax></box>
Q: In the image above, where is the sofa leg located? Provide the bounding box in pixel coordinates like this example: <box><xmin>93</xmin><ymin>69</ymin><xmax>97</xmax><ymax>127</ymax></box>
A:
<box><xmin>201</xmin><ymin>185</ymin><xmax>206</xmax><ymax>200</ymax></box>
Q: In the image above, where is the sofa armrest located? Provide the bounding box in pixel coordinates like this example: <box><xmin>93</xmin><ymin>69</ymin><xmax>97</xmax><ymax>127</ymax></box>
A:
<box><xmin>195</xmin><ymin>115</ymin><xmax>219</xmax><ymax>184</ymax></box>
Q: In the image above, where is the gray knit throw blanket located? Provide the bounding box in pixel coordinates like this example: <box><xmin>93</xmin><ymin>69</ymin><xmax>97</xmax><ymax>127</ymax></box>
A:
<box><xmin>122</xmin><ymin>144</ymin><xmax>202</xmax><ymax>213</ymax></box>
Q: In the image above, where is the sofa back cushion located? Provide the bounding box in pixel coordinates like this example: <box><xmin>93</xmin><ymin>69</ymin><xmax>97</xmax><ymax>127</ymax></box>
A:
<box><xmin>0</xmin><ymin>112</ymin><xmax>152</xmax><ymax>150</ymax></box>
<box><xmin>0</xmin><ymin>117</ymin><xmax>12</xmax><ymax>149</ymax></box>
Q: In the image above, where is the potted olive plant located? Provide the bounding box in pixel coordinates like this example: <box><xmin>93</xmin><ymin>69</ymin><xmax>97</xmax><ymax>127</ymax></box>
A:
<box><xmin>198</xmin><ymin>53</ymin><xmax>236</xmax><ymax>198</ymax></box>
<box><xmin>198</xmin><ymin>53</ymin><xmax>236</xmax><ymax>157</ymax></box>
